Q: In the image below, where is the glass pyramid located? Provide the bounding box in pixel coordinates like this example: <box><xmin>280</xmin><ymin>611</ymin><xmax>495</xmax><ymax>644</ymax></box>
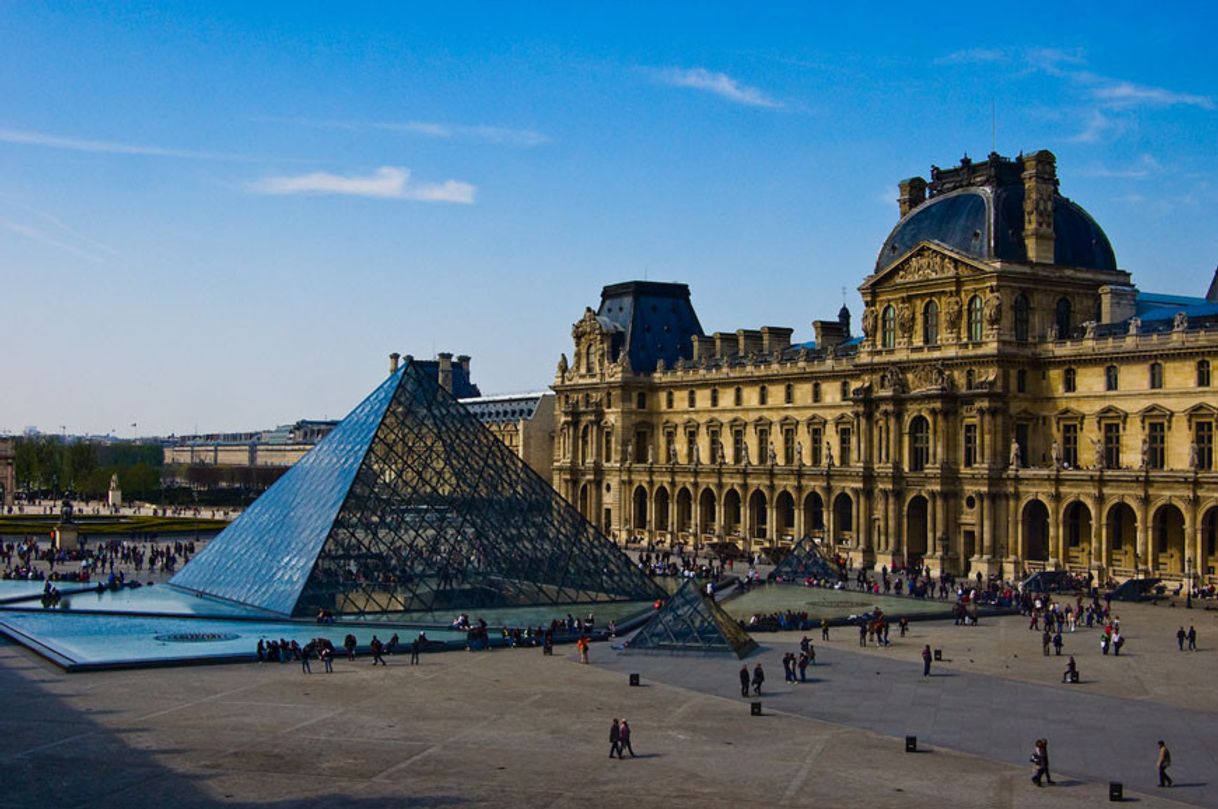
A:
<box><xmin>171</xmin><ymin>359</ymin><xmax>662</xmax><ymax>618</ymax></box>
<box><xmin>626</xmin><ymin>579</ymin><xmax>757</xmax><ymax>658</ymax></box>
<box><xmin>769</xmin><ymin>536</ymin><xmax>845</xmax><ymax>583</ymax></box>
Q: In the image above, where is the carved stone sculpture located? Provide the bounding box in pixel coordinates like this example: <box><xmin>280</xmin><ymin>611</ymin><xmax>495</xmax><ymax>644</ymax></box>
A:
<box><xmin>944</xmin><ymin>297</ymin><xmax>962</xmax><ymax>336</ymax></box>
<box><xmin>1189</xmin><ymin>442</ymin><xmax>1200</xmax><ymax>470</ymax></box>
<box><xmin>1009</xmin><ymin>438</ymin><xmax>1021</xmax><ymax>468</ymax></box>
<box><xmin>1050</xmin><ymin>440</ymin><xmax>1061</xmax><ymax>469</ymax></box>
<box><xmin>896</xmin><ymin>303</ymin><xmax>914</xmax><ymax>339</ymax></box>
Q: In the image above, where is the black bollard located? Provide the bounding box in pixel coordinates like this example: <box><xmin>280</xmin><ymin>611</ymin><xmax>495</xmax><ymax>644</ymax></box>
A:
<box><xmin>1108</xmin><ymin>782</ymin><xmax>1123</xmax><ymax>801</ymax></box>
<box><xmin>629</xmin><ymin>673</ymin><xmax>640</xmax><ymax>687</ymax></box>
<box><xmin>905</xmin><ymin>735</ymin><xmax>917</xmax><ymax>753</ymax></box>
<box><xmin>933</xmin><ymin>649</ymin><xmax>942</xmax><ymax>661</ymax></box>
<box><xmin>751</xmin><ymin>702</ymin><xmax>762</xmax><ymax>716</ymax></box>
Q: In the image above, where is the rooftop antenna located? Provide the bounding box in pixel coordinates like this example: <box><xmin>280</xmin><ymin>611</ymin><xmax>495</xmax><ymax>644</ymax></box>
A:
<box><xmin>991</xmin><ymin>98</ymin><xmax>996</xmax><ymax>153</ymax></box>
<box><xmin>841</xmin><ymin>286</ymin><xmax>847</xmax><ymax>307</ymax></box>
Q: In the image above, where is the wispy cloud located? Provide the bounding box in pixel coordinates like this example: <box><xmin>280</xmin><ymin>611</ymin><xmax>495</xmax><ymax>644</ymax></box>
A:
<box><xmin>655</xmin><ymin>67</ymin><xmax>782</xmax><ymax>109</ymax></box>
<box><xmin>247</xmin><ymin>166</ymin><xmax>475</xmax><ymax>203</ymax></box>
<box><xmin>264</xmin><ymin>117</ymin><xmax>550</xmax><ymax>147</ymax></box>
<box><xmin>1078</xmin><ymin>154</ymin><xmax>1161</xmax><ymax>178</ymax></box>
<box><xmin>0</xmin><ymin>126</ymin><xmax>263</xmax><ymax>162</ymax></box>
<box><xmin>1</xmin><ymin>219</ymin><xmax>101</xmax><ymax>261</ymax></box>
<box><xmin>1092</xmin><ymin>81</ymin><xmax>1214</xmax><ymax>110</ymax></box>
<box><xmin>934</xmin><ymin>48</ymin><xmax>1009</xmax><ymax>66</ymax></box>
<box><xmin>0</xmin><ymin>196</ymin><xmax>119</xmax><ymax>258</ymax></box>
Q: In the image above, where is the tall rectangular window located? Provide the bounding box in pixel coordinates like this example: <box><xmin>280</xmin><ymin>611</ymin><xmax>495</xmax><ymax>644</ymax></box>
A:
<box><xmin>1105</xmin><ymin>365</ymin><xmax>1119</xmax><ymax>391</ymax></box>
<box><xmin>685</xmin><ymin>429</ymin><xmax>697</xmax><ymax>463</ymax></box>
<box><xmin>665</xmin><ymin>391</ymin><xmax>674</xmax><ymax>409</ymax></box>
<box><xmin>963</xmin><ymin>423</ymin><xmax>977</xmax><ymax>467</ymax></box>
<box><xmin>1197</xmin><ymin>421</ymin><xmax>1214</xmax><ymax>470</ymax></box>
<box><xmin>757</xmin><ymin>427</ymin><xmax>769</xmax><ymax>463</ymax></box>
<box><xmin>687</xmin><ymin>390</ymin><xmax>696</xmax><ymax>408</ymax></box>
<box><xmin>664</xmin><ymin>431</ymin><xmax>676</xmax><ymax>464</ymax></box>
<box><xmin>1062</xmin><ymin>423</ymin><xmax>1078</xmax><ymax>468</ymax></box>
<box><xmin>634</xmin><ymin>430</ymin><xmax>648</xmax><ymax>463</ymax></box>
<box><xmin>1016</xmin><ymin>369</ymin><xmax>1027</xmax><ymax>393</ymax></box>
<box><xmin>1015</xmin><ymin>423</ymin><xmax>1029</xmax><ymax>468</ymax></box>
<box><xmin>1148</xmin><ymin>422</ymin><xmax>1166</xmax><ymax>469</ymax></box>
<box><xmin>783</xmin><ymin>427</ymin><xmax>795</xmax><ymax>465</ymax></box>
<box><xmin>1104</xmin><ymin>422</ymin><xmax>1121</xmax><ymax>469</ymax></box>
<box><xmin>839</xmin><ymin>427</ymin><xmax>852</xmax><ymax>466</ymax></box>
<box><xmin>812</xmin><ymin>382</ymin><xmax>821</xmax><ymax>403</ymax></box>
<box><xmin>711</xmin><ymin>389</ymin><xmax>719</xmax><ymax>407</ymax></box>
<box><xmin>732</xmin><ymin>429</ymin><xmax>745</xmax><ymax>465</ymax></box>
<box><xmin>1064</xmin><ymin>367</ymin><xmax>1076</xmax><ymax>393</ymax></box>
<box><xmin>811</xmin><ymin>426</ymin><xmax>823</xmax><ymax>466</ymax></box>
<box><xmin>708</xmin><ymin>429</ymin><xmax>720</xmax><ymax>463</ymax></box>
<box><xmin>784</xmin><ymin>383</ymin><xmax>794</xmax><ymax>404</ymax></box>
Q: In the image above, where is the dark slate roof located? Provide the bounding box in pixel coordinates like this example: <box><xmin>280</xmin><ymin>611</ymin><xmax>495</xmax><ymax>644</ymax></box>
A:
<box><xmin>411</xmin><ymin>359</ymin><xmax>481</xmax><ymax>399</ymax></box>
<box><xmin>597</xmin><ymin>281</ymin><xmax>705</xmax><ymax>374</ymax></box>
<box><xmin>876</xmin><ymin>186</ymin><xmax>1117</xmax><ymax>272</ymax></box>
<box><xmin>459</xmin><ymin>393</ymin><xmax>546</xmax><ymax>423</ymax></box>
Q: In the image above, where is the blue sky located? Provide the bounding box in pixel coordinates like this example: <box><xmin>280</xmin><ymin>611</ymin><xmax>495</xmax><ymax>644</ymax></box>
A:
<box><xmin>2</xmin><ymin>3</ymin><xmax>1216</xmax><ymax>436</ymax></box>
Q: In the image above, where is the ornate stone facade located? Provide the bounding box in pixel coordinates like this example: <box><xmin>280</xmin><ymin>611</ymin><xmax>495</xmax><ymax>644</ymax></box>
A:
<box><xmin>551</xmin><ymin>151</ymin><xmax>1218</xmax><ymax>586</ymax></box>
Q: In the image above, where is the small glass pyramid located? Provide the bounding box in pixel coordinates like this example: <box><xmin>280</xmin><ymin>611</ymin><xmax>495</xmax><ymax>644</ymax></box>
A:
<box><xmin>626</xmin><ymin>579</ymin><xmax>757</xmax><ymax>658</ymax></box>
<box><xmin>171</xmin><ymin>359</ymin><xmax>662</xmax><ymax>617</ymax></box>
<box><xmin>769</xmin><ymin>536</ymin><xmax>845</xmax><ymax>583</ymax></box>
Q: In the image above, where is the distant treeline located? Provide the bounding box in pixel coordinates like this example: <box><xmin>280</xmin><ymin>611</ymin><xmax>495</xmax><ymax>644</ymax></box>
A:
<box><xmin>12</xmin><ymin>436</ymin><xmax>163</xmax><ymax>498</ymax></box>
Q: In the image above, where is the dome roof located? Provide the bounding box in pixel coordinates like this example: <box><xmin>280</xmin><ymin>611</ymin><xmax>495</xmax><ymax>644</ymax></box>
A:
<box><xmin>876</xmin><ymin>184</ymin><xmax>1117</xmax><ymax>273</ymax></box>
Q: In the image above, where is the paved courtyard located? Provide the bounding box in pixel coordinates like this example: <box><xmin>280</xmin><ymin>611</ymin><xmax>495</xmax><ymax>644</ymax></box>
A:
<box><xmin>0</xmin><ymin>598</ymin><xmax>1213</xmax><ymax>808</ymax></box>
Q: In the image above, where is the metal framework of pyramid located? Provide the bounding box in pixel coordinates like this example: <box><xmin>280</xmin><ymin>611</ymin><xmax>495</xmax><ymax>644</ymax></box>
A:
<box><xmin>170</xmin><ymin>359</ymin><xmax>663</xmax><ymax>618</ymax></box>
<box><xmin>626</xmin><ymin>580</ymin><xmax>757</xmax><ymax>658</ymax></box>
<box><xmin>768</xmin><ymin>535</ymin><xmax>845</xmax><ymax>583</ymax></box>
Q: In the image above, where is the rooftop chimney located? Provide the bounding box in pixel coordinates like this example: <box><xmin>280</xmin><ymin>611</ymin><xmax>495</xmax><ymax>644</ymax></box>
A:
<box><xmin>389</xmin><ymin>352</ymin><xmax>400</xmax><ymax>373</ymax></box>
<box><xmin>897</xmin><ymin>177</ymin><xmax>928</xmax><ymax>218</ymax></box>
<box><xmin>437</xmin><ymin>352</ymin><xmax>454</xmax><ymax>392</ymax></box>
<box><xmin>457</xmin><ymin>354</ymin><xmax>471</xmax><ymax>377</ymax></box>
<box><xmin>1022</xmin><ymin>150</ymin><xmax>1057</xmax><ymax>264</ymax></box>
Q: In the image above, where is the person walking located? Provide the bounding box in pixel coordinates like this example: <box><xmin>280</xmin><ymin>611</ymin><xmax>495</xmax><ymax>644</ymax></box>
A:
<box><xmin>821</xmin><ymin>618</ymin><xmax>830</xmax><ymax>641</ymax></box>
<box><xmin>752</xmin><ymin>663</ymin><xmax>765</xmax><ymax>695</ymax></box>
<box><xmin>370</xmin><ymin>635</ymin><xmax>387</xmax><ymax>666</ymax></box>
<box><xmin>300</xmin><ymin>641</ymin><xmax>313</xmax><ymax>674</ymax></box>
<box><xmin>921</xmin><ymin>644</ymin><xmax>932</xmax><ymax>677</ymax></box>
<box><xmin>1030</xmin><ymin>738</ymin><xmax>1049</xmax><ymax>787</ymax></box>
<box><xmin>577</xmin><ymin>635</ymin><xmax>590</xmax><ymax>664</ymax></box>
<box><xmin>410</xmin><ymin>635</ymin><xmax>421</xmax><ymax>665</ymax></box>
<box><xmin>1187</xmin><ymin>625</ymin><xmax>1197</xmax><ymax>651</ymax></box>
<box><xmin>1052</xmin><ymin>631</ymin><xmax>1063</xmax><ymax>656</ymax></box>
<box><xmin>1042</xmin><ymin>628</ymin><xmax>1052</xmax><ymax>656</ymax></box>
<box><xmin>739</xmin><ymin>664</ymin><xmax>750</xmax><ymax>697</ymax></box>
<box><xmin>618</xmin><ymin>719</ymin><xmax>636</xmax><ymax>758</ymax></box>
<box><xmin>1176</xmin><ymin>626</ymin><xmax>1186</xmax><ymax>651</ymax></box>
<box><xmin>344</xmin><ymin>633</ymin><xmax>357</xmax><ymax>661</ymax></box>
<box><xmin>320</xmin><ymin>643</ymin><xmax>333</xmax><ymax>673</ymax></box>
<box><xmin>797</xmin><ymin>652</ymin><xmax>810</xmax><ymax>682</ymax></box>
<box><xmin>1157</xmin><ymin>740</ymin><xmax>1173</xmax><ymax>787</ymax></box>
<box><xmin>608</xmin><ymin>718</ymin><xmax>621</xmax><ymax>759</ymax></box>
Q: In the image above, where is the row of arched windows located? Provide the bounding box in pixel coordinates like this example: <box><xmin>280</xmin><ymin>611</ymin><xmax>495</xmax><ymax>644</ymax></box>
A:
<box><xmin>878</xmin><ymin>293</ymin><xmax>1075</xmax><ymax>348</ymax></box>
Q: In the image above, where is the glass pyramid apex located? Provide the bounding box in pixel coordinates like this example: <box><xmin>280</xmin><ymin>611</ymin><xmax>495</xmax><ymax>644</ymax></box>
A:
<box><xmin>627</xmin><ymin>580</ymin><xmax>757</xmax><ymax>658</ymax></box>
<box><xmin>171</xmin><ymin>359</ymin><xmax>662</xmax><ymax>617</ymax></box>
<box><xmin>769</xmin><ymin>536</ymin><xmax>845</xmax><ymax>584</ymax></box>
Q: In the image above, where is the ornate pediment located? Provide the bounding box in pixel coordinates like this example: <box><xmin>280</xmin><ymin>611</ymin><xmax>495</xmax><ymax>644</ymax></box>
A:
<box><xmin>864</xmin><ymin>243</ymin><xmax>987</xmax><ymax>289</ymax></box>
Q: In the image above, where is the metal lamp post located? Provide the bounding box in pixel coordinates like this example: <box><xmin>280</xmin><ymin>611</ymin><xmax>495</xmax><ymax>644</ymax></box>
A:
<box><xmin>1186</xmin><ymin>555</ymin><xmax>1193</xmax><ymax>609</ymax></box>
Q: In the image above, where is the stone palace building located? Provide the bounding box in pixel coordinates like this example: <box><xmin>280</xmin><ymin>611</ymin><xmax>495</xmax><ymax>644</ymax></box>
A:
<box><xmin>551</xmin><ymin>150</ymin><xmax>1218</xmax><ymax>586</ymax></box>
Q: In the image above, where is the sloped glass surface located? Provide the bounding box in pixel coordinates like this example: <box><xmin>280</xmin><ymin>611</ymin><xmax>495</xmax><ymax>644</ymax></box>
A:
<box><xmin>294</xmin><ymin>361</ymin><xmax>662</xmax><ymax>617</ymax></box>
<box><xmin>169</xmin><ymin>367</ymin><xmax>404</xmax><ymax>615</ymax></box>
<box><xmin>627</xmin><ymin>580</ymin><xmax>756</xmax><ymax>658</ymax></box>
<box><xmin>769</xmin><ymin>536</ymin><xmax>845</xmax><ymax>583</ymax></box>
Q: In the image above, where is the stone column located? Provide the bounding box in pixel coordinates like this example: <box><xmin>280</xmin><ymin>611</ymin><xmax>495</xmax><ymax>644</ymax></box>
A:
<box><xmin>1090</xmin><ymin>494</ymin><xmax>1105</xmax><ymax>573</ymax></box>
<box><xmin>1137</xmin><ymin>495</ymin><xmax>1151</xmax><ymax>575</ymax></box>
<box><xmin>1048</xmin><ymin>494</ymin><xmax>1062</xmax><ymax>570</ymax></box>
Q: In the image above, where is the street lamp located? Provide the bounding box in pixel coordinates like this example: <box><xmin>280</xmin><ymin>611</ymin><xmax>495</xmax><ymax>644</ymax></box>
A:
<box><xmin>1186</xmin><ymin>555</ymin><xmax>1193</xmax><ymax>609</ymax></box>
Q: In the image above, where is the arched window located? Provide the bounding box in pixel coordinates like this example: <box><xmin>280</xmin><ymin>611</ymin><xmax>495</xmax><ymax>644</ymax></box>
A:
<box><xmin>584</xmin><ymin>344</ymin><xmax>596</xmax><ymax>373</ymax></box>
<box><xmin>812</xmin><ymin>382</ymin><xmax>821</xmax><ymax>403</ymax></box>
<box><xmin>710</xmin><ymin>389</ymin><xmax>719</xmax><ymax>407</ymax></box>
<box><xmin>636</xmin><ymin>392</ymin><xmax>647</xmax><ymax>409</ymax></box>
<box><xmin>1014</xmin><ymin>293</ymin><xmax>1030</xmax><ymax>341</ymax></box>
<box><xmin>733</xmin><ymin>387</ymin><xmax>743</xmax><ymax>407</ymax></box>
<box><xmin>665</xmin><ymin>391</ymin><xmax>674</xmax><ymax>409</ymax></box>
<box><xmin>759</xmin><ymin>385</ymin><xmax>768</xmax><ymax>405</ymax></box>
<box><xmin>1198</xmin><ymin>360</ymin><xmax>1211</xmax><ymax>387</ymax></box>
<box><xmin>784</xmin><ymin>382</ymin><xmax>794</xmax><ymax>404</ymax></box>
<box><xmin>1149</xmin><ymin>362</ymin><xmax>1164</xmax><ymax>390</ymax></box>
<box><xmin>967</xmin><ymin>295</ymin><xmax>984</xmax><ymax>342</ymax></box>
<box><xmin>1064</xmin><ymin>367</ymin><xmax>1077</xmax><ymax>393</ymax></box>
<box><xmin>1055</xmin><ymin>297</ymin><xmax>1072</xmax><ymax>337</ymax></box>
<box><xmin>908</xmin><ymin>416</ymin><xmax>930</xmax><ymax>471</ymax></box>
<box><xmin>881</xmin><ymin>305</ymin><xmax>896</xmax><ymax>348</ymax></box>
<box><xmin>840</xmin><ymin>380</ymin><xmax>850</xmax><ymax>401</ymax></box>
<box><xmin>1105</xmin><ymin>365</ymin><xmax>1119</xmax><ymax>391</ymax></box>
<box><xmin>687</xmin><ymin>389</ymin><xmax>696</xmax><ymax>408</ymax></box>
<box><xmin>923</xmin><ymin>299</ymin><xmax>939</xmax><ymax>345</ymax></box>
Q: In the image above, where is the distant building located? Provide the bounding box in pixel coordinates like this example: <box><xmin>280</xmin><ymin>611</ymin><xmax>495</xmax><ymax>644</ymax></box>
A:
<box><xmin>162</xmin><ymin>352</ymin><xmax>555</xmax><ymax>487</ymax></box>
<box><xmin>0</xmin><ymin>439</ymin><xmax>13</xmax><ymax>507</ymax></box>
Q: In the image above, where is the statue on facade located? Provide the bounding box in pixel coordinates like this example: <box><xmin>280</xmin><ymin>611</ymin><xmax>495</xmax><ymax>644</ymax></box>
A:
<box><xmin>944</xmin><ymin>297</ymin><xmax>962</xmax><ymax>336</ymax></box>
<box><xmin>1009</xmin><ymin>438</ymin><xmax>1021</xmax><ymax>468</ymax></box>
<box><xmin>1083</xmin><ymin>321</ymin><xmax>1097</xmax><ymax>339</ymax></box>
<box><xmin>556</xmin><ymin>353</ymin><xmax>569</xmax><ymax>381</ymax></box>
<box><xmin>1127</xmin><ymin>317</ymin><xmax>1141</xmax><ymax>336</ymax></box>
<box><xmin>1091</xmin><ymin>437</ymin><xmax>1105</xmax><ymax>470</ymax></box>
<box><xmin>825</xmin><ymin>442</ymin><xmax>834</xmax><ymax>467</ymax></box>
<box><xmin>668</xmin><ymin>442</ymin><xmax>677</xmax><ymax>464</ymax></box>
<box><xmin>896</xmin><ymin>303</ymin><xmax>914</xmax><ymax>339</ymax></box>
<box><xmin>1189</xmin><ymin>441</ymin><xmax>1200</xmax><ymax>470</ymax></box>
<box><xmin>861</xmin><ymin>306</ymin><xmax>876</xmax><ymax>340</ymax></box>
<box><xmin>767</xmin><ymin>441</ymin><xmax>777</xmax><ymax>465</ymax></box>
<box><xmin>795</xmin><ymin>441</ymin><xmax>803</xmax><ymax>466</ymax></box>
<box><xmin>647</xmin><ymin>444</ymin><xmax>654</xmax><ymax>464</ymax></box>
<box><xmin>1174</xmin><ymin>311</ymin><xmax>1189</xmax><ymax>331</ymax></box>
<box><xmin>1139</xmin><ymin>437</ymin><xmax>1150</xmax><ymax>470</ymax></box>
<box><xmin>624</xmin><ymin>439</ymin><xmax>633</xmax><ymax>465</ymax></box>
<box><xmin>1047</xmin><ymin>324</ymin><xmax>1059</xmax><ymax>340</ymax></box>
<box><xmin>984</xmin><ymin>288</ymin><xmax>1002</xmax><ymax>328</ymax></box>
<box><xmin>693</xmin><ymin>443</ymin><xmax>701</xmax><ymax>465</ymax></box>
<box><xmin>1050</xmin><ymin>440</ymin><xmax>1061</xmax><ymax>469</ymax></box>
<box><xmin>717</xmin><ymin>439</ymin><xmax>726</xmax><ymax>465</ymax></box>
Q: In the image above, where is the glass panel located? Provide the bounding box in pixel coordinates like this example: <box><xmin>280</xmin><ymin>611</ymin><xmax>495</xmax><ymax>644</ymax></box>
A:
<box><xmin>626</xmin><ymin>580</ymin><xmax>757</xmax><ymax>658</ymax></box>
